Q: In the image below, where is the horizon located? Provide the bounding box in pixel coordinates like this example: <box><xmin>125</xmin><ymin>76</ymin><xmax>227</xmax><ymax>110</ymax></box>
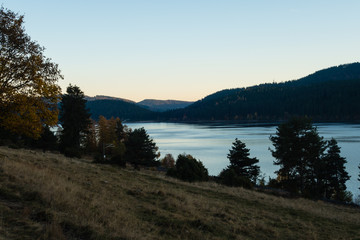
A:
<box><xmin>2</xmin><ymin>1</ymin><xmax>360</xmax><ymax>102</ymax></box>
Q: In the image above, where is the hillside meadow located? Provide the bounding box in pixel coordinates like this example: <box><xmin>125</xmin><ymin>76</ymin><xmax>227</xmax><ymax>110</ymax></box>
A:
<box><xmin>0</xmin><ymin>146</ymin><xmax>360</xmax><ymax>239</ymax></box>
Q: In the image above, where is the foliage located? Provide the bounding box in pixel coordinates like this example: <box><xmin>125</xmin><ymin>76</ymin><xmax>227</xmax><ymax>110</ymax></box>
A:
<box><xmin>27</xmin><ymin>125</ymin><xmax>58</xmax><ymax>151</ymax></box>
<box><xmin>227</xmin><ymin>138</ymin><xmax>260</xmax><ymax>183</ymax></box>
<box><xmin>161</xmin><ymin>153</ymin><xmax>175</xmax><ymax>169</ymax></box>
<box><xmin>217</xmin><ymin>139</ymin><xmax>259</xmax><ymax>188</ymax></box>
<box><xmin>218</xmin><ymin>168</ymin><xmax>252</xmax><ymax>189</ymax></box>
<box><xmin>321</xmin><ymin>138</ymin><xmax>350</xmax><ymax>201</ymax></box>
<box><xmin>167</xmin><ymin>154</ymin><xmax>209</xmax><ymax>182</ymax></box>
<box><xmin>270</xmin><ymin>117</ymin><xmax>350</xmax><ymax>201</ymax></box>
<box><xmin>0</xmin><ymin>7</ymin><xmax>62</xmax><ymax>138</ymax></box>
<box><xmin>124</xmin><ymin>127</ymin><xmax>160</xmax><ymax>167</ymax></box>
<box><xmin>59</xmin><ymin>85</ymin><xmax>91</xmax><ymax>157</ymax></box>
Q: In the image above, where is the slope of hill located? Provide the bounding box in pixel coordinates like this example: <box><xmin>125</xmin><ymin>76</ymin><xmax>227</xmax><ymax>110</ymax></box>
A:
<box><xmin>86</xmin><ymin>99</ymin><xmax>156</xmax><ymax>121</ymax></box>
<box><xmin>85</xmin><ymin>95</ymin><xmax>135</xmax><ymax>103</ymax></box>
<box><xmin>137</xmin><ymin>99</ymin><xmax>194</xmax><ymax>112</ymax></box>
<box><xmin>163</xmin><ymin>63</ymin><xmax>360</xmax><ymax>122</ymax></box>
<box><xmin>1</xmin><ymin>146</ymin><xmax>359</xmax><ymax>239</ymax></box>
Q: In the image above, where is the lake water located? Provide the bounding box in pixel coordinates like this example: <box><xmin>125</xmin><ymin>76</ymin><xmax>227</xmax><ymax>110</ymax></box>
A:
<box><xmin>127</xmin><ymin>122</ymin><xmax>360</xmax><ymax>197</ymax></box>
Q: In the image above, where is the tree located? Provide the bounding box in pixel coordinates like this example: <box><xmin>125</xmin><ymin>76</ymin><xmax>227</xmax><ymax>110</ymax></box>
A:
<box><xmin>161</xmin><ymin>153</ymin><xmax>175</xmax><ymax>169</ymax></box>
<box><xmin>167</xmin><ymin>154</ymin><xmax>208</xmax><ymax>182</ymax></box>
<box><xmin>59</xmin><ymin>85</ymin><xmax>91</xmax><ymax>157</ymax></box>
<box><xmin>226</xmin><ymin>138</ymin><xmax>260</xmax><ymax>183</ymax></box>
<box><xmin>0</xmin><ymin>7</ymin><xmax>62</xmax><ymax>139</ymax></box>
<box><xmin>270</xmin><ymin>117</ymin><xmax>325</xmax><ymax>195</ymax></box>
<box><xmin>95</xmin><ymin>116</ymin><xmax>127</xmax><ymax>164</ymax></box>
<box><xmin>124</xmin><ymin>127</ymin><xmax>159</xmax><ymax>167</ymax></box>
<box><xmin>321</xmin><ymin>138</ymin><xmax>350</xmax><ymax>201</ymax></box>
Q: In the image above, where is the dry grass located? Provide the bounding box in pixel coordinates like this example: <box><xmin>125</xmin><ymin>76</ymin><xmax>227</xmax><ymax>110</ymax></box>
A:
<box><xmin>0</xmin><ymin>146</ymin><xmax>360</xmax><ymax>239</ymax></box>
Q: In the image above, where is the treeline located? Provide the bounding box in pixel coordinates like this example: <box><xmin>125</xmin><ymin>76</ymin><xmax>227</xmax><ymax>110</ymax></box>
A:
<box><xmin>162</xmin><ymin>63</ymin><xmax>360</xmax><ymax>121</ymax></box>
<box><xmin>86</xmin><ymin>99</ymin><xmax>157</xmax><ymax>121</ymax></box>
<box><xmin>84</xmin><ymin>63</ymin><xmax>360</xmax><ymax>122</ymax></box>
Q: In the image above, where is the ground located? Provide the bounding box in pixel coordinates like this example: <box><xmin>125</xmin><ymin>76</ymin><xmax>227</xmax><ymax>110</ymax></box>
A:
<box><xmin>0</xmin><ymin>146</ymin><xmax>360</xmax><ymax>239</ymax></box>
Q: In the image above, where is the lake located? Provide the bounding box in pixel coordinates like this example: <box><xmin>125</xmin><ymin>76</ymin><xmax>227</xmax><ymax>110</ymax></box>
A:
<box><xmin>127</xmin><ymin>122</ymin><xmax>360</xmax><ymax>197</ymax></box>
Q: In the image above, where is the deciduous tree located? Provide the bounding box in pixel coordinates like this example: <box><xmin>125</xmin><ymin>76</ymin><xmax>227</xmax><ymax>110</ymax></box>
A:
<box><xmin>0</xmin><ymin>7</ymin><xmax>62</xmax><ymax>138</ymax></box>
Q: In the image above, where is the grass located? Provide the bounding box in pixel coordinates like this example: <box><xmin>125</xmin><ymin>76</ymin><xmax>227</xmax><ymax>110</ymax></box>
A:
<box><xmin>0</xmin><ymin>146</ymin><xmax>360</xmax><ymax>239</ymax></box>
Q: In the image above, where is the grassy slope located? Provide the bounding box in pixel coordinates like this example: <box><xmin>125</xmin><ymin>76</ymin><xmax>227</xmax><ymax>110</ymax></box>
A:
<box><xmin>0</xmin><ymin>147</ymin><xmax>360</xmax><ymax>240</ymax></box>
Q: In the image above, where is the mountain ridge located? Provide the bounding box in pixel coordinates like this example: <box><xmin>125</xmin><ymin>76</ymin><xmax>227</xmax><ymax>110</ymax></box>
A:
<box><xmin>137</xmin><ymin>99</ymin><xmax>194</xmax><ymax>112</ymax></box>
<box><xmin>86</xmin><ymin>62</ymin><xmax>360</xmax><ymax>122</ymax></box>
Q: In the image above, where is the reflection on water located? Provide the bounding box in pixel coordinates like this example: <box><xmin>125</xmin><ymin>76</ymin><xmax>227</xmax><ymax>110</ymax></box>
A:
<box><xmin>127</xmin><ymin>122</ymin><xmax>360</xmax><ymax>197</ymax></box>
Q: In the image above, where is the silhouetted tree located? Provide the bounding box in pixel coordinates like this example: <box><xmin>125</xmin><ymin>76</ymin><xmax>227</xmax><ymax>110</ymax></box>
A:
<box><xmin>59</xmin><ymin>85</ymin><xmax>91</xmax><ymax>157</ymax></box>
<box><xmin>228</xmin><ymin>139</ymin><xmax>260</xmax><ymax>183</ymax></box>
<box><xmin>124</xmin><ymin>127</ymin><xmax>159</xmax><ymax>167</ymax></box>
<box><xmin>321</xmin><ymin>138</ymin><xmax>350</xmax><ymax>201</ymax></box>
<box><xmin>167</xmin><ymin>154</ymin><xmax>208</xmax><ymax>182</ymax></box>
<box><xmin>270</xmin><ymin>117</ymin><xmax>325</xmax><ymax>195</ymax></box>
<box><xmin>218</xmin><ymin>139</ymin><xmax>259</xmax><ymax>188</ymax></box>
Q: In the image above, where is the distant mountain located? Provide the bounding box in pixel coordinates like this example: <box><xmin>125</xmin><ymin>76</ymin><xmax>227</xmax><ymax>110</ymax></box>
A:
<box><xmin>86</xmin><ymin>99</ymin><xmax>156</xmax><ymax>121</ymax></box>
<box><xmin>85</xmin><ymin>95</ymin><xmax>135</xmax><ymax>103</ymax></box>
<box><xmin>137</xmin><ymin>99</ymin><xmax>194</xmax><ymax>112</ymax></box>
<box><xmin>162</xmin><ymin>63</ymin><xmax>360</xmax><ymax>122</ymax></box>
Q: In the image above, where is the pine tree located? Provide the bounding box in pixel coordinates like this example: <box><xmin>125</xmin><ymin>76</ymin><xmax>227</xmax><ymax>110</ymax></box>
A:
<box><xmin>270</xmin><ymin>117</ymin><xmax>325</xmax><ymax>195</ymax></box>
<box><xmin>124</xmin><ymin>127</ymin><xmax>159</xmax><ymax>167</ymax></box>
<box><xmin>226</xmin><ymin>138</ymin><xmax>260</xmax><ymax>184</ymax></box>
<box><xmin>322</xmin><ymin>138</ymin><xmax>350</xmax><ymax>201</ymax></box>
<box><xmin>59</xmin><ymin>85</ymin><xmax>91</xmax><ymax>157</ymax></box>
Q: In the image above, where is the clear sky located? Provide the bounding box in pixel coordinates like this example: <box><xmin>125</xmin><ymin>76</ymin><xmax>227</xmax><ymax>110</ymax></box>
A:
<box><xmin>2</xmin><ymin>0</ymin><xmax>360</xmax><ymax>102</ymax></box>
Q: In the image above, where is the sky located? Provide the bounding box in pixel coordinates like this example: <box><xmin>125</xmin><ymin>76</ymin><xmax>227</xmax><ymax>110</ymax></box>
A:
<box><xmin>2</xmin><ymin>0</ymin><xmax>360</xmax><ymax>102</ymax></box>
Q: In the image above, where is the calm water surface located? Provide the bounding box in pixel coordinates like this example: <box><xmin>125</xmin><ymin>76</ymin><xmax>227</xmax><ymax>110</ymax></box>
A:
<box><xmin>127</xmin><ymin>122</ymin><xmax>360</xmax><ymax>197</ymax></box>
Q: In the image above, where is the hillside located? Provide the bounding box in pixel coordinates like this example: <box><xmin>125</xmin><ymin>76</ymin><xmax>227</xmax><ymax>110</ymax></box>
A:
<box><xmin>85</xmin><ymin>95</ymin><xmax>135</xmax><ymax>103</ymax></box>
<box><xmin>137</xmin><ymin>99</ymin><xmax>194</xmax><ymax>112</ymax></box>
<box><xmin>163</xmin><ymin>63</ymin><xmax>360</xmax><ymax>121</ymax></box>
<box><xmin>1</xmin><ymin>146</ymin><xmax>360</xmax><ymax>239</ymax></box>
<box><xmin>86</xmin><ymin>99</ymin><xmax>157</xmax><ymax>121</ymax></box>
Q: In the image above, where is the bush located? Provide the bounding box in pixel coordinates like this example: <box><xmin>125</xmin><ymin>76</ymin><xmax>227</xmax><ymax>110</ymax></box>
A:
<box><xmin>166</xmin><ymin>154</ymin><xmax>208</xmax><ymax>182</ymax></box>
<box><xmin>218</xmin><ymin>168</ymin><xmax>252</xmax><ymax>189</ymax></box>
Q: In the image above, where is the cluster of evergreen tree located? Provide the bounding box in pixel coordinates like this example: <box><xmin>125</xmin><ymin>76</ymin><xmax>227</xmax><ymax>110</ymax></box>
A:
<box><xmin>269</xmin><ymin>117</ymin><xmax>351</xmax><ymax>201</ymax></box>
<box><xmin>161</xmin><ymin>63</ymin><xmax>360</xmax><ymax>122</ymax></box>
<box><xmin>61</xmin><ymin>86</ymin><xmax>160</xmax><ymax>167</ymax></box>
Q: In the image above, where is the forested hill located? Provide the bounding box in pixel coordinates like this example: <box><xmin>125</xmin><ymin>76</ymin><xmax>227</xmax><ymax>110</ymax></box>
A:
<box><xmin>86</xmin><ymin>99</ymin><xmax>157</xmax><ymax>121</ymax></box>
<box><xmin>137</xmin><ymin>99</ymin><xmax>194</xmax><ymax>112</ymax></box>
<box><xmin>162</xmin><ymin>63</ymin><xmax>360</xmax><ymax>122</ymax></box>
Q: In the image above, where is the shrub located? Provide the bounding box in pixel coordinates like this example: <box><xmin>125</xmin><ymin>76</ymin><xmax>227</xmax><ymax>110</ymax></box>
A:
<box><xmin>167</xmin><ymin>154</ymin><xmax>208</xmax><ymax>182</ymax></box>
<box><xmin>218</xmin><ymin>168</ymin><xmax>252</xmax><ymax>189</ymax></box>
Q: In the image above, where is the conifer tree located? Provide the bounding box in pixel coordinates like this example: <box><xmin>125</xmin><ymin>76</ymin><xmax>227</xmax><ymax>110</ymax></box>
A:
<box><xmin>59</xmin><ymin>85</ymin><xmax>91</xmax><ymax>157</ymax></box>
<box><xmin>322</xmin><ymin>138</ymin><xmax>350</xmax><ymax>200</ymax></box>
<box><xmin>270</xmin><ymin>117</ymin><xmax>325</xmax><ymax>195</ymax></box>
<box><xmin>221</xmin><ymin>138</ymin><xmax>260</xmax><ymax>185</ymax></box>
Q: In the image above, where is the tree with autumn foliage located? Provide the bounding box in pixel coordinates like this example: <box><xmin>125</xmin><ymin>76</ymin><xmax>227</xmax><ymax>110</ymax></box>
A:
<box><xmin>0</xmin><ymin>7</ymin><xmax>62</xmax><ymax>139</ymax></box>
